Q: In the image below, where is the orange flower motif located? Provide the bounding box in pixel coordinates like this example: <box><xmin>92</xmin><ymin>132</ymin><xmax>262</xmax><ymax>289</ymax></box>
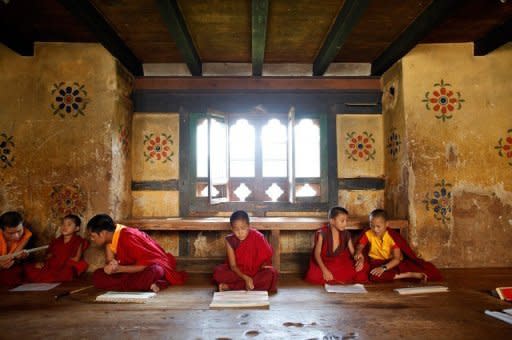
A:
<box><xmin>144</xmin><ymin>133</ymin><xmax>174</xmax><ymax>163</ymax></box>
<box><xmin>345</xmin><ymin>131</ymin><xmax>375</xmax><ymax>161</ymax></box>
<box><xmin>423</xmin><ymin>80</ymin><xmax>464</xmax><ymax>122</ymax></box>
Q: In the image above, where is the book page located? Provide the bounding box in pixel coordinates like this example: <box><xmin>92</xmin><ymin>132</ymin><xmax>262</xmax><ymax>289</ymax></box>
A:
<box><xmin>325</xmin><ymin>284</ymin><xmax>367</xmax><ymax>293</ymax></box>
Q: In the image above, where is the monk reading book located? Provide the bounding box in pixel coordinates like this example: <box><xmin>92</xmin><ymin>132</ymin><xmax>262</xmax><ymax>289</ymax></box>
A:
<box><xmin>88</xmin><ymin>214</ymin><xmax>186</xmax><ymax>292</ymax></box>
<box><xmin>354</xmin><ymin>209</ymin><xmax>442</xmax><ymax>282</ymax></box>
<box><xmin>213</xmin><ymin>210</ymin><xmax>278</xmax><ymax>293</ymax></box>
<box><xmin>24</xmin><ymin>214</ymin><xmax>89</xmax><ymax>283</ymax></box>
<box><xmin>305</xmin><ymin>206</ymin><xmax>368</xmax><ymax>285</ymax></box>
<box><xmin>0</xmin><ymin>211</ymin><xmax>32</xmax><ymax>286</ymax></box>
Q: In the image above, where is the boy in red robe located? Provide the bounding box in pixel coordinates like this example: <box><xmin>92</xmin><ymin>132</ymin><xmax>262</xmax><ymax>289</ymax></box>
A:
<box><xmin>24</xmin><ymin>214</ymin><xmax>89</xmax><ymax>283</ymax></box>
<box><xmin>0</xmin><ymin>211</ymin><xmax>32</xmax><ymax>286</ymax></box>
<box><xmin>354</xmin><ymin>209</ymin><xmax>442</xmax><ymax>282</ymax></box>
<box><xmin>305</xmin><ymin>206</ymin><xmax>367</xmax><ymax>285</ymax></box>
<box><xmin>213</xmin><ymin>210</ymin><xmax>278</xmax><ymax>292</ymax></box>
<box><xmin>88</xmin><ymin>214</ymin><xmax>186</xmax><ymax>292</ymax></box>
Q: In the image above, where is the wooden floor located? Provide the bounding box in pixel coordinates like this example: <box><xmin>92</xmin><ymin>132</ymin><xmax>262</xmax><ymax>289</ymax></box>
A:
<box><xmin>1</xmin><ymin>269</ymin><xmax>512</xmax><ymax>339</ymax></box>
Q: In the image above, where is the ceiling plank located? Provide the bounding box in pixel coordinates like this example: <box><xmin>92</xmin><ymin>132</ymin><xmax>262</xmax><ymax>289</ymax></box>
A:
<box><xmin>0</xmin><ymin>28</ymin><xmax>33</xmax><ymax>56</ymax></box>
<box><xmin>313</xmin><ymin>0</ymin><xmax>371</xmax><ymax>76</ymax></box>
<box><xmin>371</xmin><ymin>0</ymin><xmax>461</xmax><ymax>76</ymax></box>
<box><xmin>58</xmin><ymin>0</ymin><xmax>142</xmax><ymax>76</ymax></box>
<box><xmin>474</xmin><ymin>17</ymin><xmax>512</xmax><ymax>56</ymax></box>
<box><xmin>156</xmin><ymin>0</ymin><xmax>202</xmax><ymax>76</ymax></box>
<box><xmin>252</xmin><ymin>0</ymin><xmax>269</xmax><ymax>76</ymax></box>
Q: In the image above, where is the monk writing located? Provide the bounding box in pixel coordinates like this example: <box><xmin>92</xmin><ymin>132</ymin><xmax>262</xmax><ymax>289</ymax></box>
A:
<box><xmin>0</xmin><ymin>211</ymin><xmax>32</xmax><ymax>286</ymax></box>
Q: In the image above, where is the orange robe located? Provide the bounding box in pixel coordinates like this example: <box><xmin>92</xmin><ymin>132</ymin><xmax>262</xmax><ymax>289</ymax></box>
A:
<box><xmin>0</xmin><ymin>227</ymin><xmax>32</xmax><ymax>286</ymax></box>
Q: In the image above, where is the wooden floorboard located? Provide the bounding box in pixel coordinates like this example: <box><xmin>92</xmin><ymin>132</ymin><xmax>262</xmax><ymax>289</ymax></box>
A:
<box><xmin>1</xmin><ymin>269</ymin><xmax>512</xmax><ymax>339</ymax></box>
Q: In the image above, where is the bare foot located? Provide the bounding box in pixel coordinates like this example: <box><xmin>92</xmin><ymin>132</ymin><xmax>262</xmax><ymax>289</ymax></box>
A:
<box><xmin>218</xmin><ymin>283</ymin><xmax>229</xmax><ymax>292</ymax></box>
<box><xmin>150</xmin><ymin>283</ymin><xmax>160</xmax><ymax>293</ymax></box>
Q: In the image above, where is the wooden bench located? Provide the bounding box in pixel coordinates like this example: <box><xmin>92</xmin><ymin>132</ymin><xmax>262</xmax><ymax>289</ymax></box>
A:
<box><xmin>121</xmin><ymin>217</ymin><xmax>408</xmax><ymax>272</ymax></box>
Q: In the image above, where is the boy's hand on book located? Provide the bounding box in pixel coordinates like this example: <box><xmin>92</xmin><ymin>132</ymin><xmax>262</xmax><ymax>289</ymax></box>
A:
<box><xmin>15</xmin><ymin>250</ymin><xmax>29</xmax><ymax>260</ymax></box>
<box><xmin>322</xmin><ymin>269</ymin><xmax>334</xmax><ymax>282</ymax></box>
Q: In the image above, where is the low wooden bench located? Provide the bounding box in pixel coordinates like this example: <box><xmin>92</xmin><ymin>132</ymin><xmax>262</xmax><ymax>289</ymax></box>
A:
<box><xmin>121</xmin><ymin>217</ymin><xmax>408</xmax><ymax>272</ymax></box>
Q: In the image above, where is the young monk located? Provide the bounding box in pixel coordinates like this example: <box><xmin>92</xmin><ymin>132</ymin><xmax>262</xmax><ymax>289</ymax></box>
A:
<box><xmin>24</xmin><ymin>214</ymin><xmax>88</xmax><ymax>283</ymax></box>
<box><xmin>354</xmin><ymin>209</ymin><xmax>442</xmax><ymax>282</ymax></box>
<box><xmin>213</xmin><ymin>210</ymin><xmax>278</xmax><ymax>292</ymax></box>
<box><xmin>87</xmin><ymin>214</ymin><xmax>186</xmax><ymax>292</ymax></box>
<box><xmin>305</xmin><ymin>206</ymin><xmax>367</xmax><ymax>285</ymax></box>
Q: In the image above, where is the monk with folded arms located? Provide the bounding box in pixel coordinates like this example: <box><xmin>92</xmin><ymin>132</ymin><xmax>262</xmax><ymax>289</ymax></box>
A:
<box><xmin>0</xmin><ymin>211</ymin><xmax>32</xmax><ymax>286</ymax></box>
<box><xmin>87</xmin><ymin>214</ymin><xmax>186</xmax><ymax>292</ymax></box>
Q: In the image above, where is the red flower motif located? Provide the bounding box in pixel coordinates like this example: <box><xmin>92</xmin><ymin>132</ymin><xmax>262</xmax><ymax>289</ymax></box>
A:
<box><xmin>495</xmin><ymin>129</ymin><xmax>512</xmax><ymax>165</ymax></box>
<box><xmin>345</xmin><ymin>131</ymin><xmax>376</xmax><ymax>161</ymax></box>
<box><xmin>422</xmin><ymin>80</ymin><xmax>465</xmax><ymax>122</ymax></box>
<box><xmin>144</xmin><ymin>133</ymin><xmax>174</xmax><ymax>163</ymax></box>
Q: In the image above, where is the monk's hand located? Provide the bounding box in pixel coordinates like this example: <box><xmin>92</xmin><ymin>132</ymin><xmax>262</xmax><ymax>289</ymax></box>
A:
<box><xmin>15</xmin><ymin>250</ymin><xmax>29</xmax><ymax>260</ymax></box>
<box><xmin>354</xmin><ymin>258</ymin><xmax>364</xmax><ymax>272</ymax></box>
<box><xmin>244</xmin><ymin>277</ymin><xmax>254</xmax><ymax>290</ymax></box>
<box><xmin>322</xmin><ymin>269</ymin><xmax>334</xmax><ymax>282</ymax></box>
<box><xmin>104</xmin><ymin>260</ymin><xmax>118</xmax><ymax>275</ymax></box>
<box><xmin>370</xmin><ymin>266</ymin><xmax>385</xmax><ymax>277</ymax></box>
<box><xmin>35</xmin><ymin>262</ymin><xmax>45</xmax><ymax>269</ymax></box>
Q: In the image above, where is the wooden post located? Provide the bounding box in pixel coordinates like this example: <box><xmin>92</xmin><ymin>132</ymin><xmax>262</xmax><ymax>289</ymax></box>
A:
<box><xmin>270</xmin><ymin>229</ymin><xmax>281</xmax><ymax>273</ymax></box>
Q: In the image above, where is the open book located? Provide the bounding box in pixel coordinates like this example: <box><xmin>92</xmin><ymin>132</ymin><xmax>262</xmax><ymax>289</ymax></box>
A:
<box><xmin>325</xmin><ymin>284</ymin><xmax>367</xmax><ymax>294</ymax></box>
<box><xmin>95</xmin><ymin>291</ymin><xmax>156</xmax><ymax>303</ymax></box>
<box><xmin>485</xmin><ymin>309</ymin><xmax>512</xmax><ymax>325</ymax></box>
<box><xmin>209</xmin><ymin>290</ymin><xmax>269</xmax><ymax>309</ymax></box>
<box><xmin>394</xmin><ymin>286</ymin><xmax>449</xmax><ymax>295</ymax></box>
<box><xmin>493</xmin><ymin>287</ymin><xmax>512</xmax><ymax>301</ymax></box>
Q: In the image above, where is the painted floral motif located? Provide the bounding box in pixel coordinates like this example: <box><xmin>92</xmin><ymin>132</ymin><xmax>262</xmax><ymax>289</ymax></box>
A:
<box><xmin>51</xmin><ymin>82</ymin><xmax>89</xmax><ymax>118</ymax></box>
<box><xmin>50</xmin><ymin>184</ymin><xmax>86</xmax><ymax>217</ymax></box>
<box><xmin>495</xmin><ymin>129</ymin><xmax>512</xmax><ymax>166</ymax></box>
<box><xmin>0</xmin><ymin>133</ymin><xmax>15</xmax><ymax>169</ymax></box>
<box><xmin>345</xmin><ymin>131</ymin><xmax>375</xmax><ymax>161</ymax></box>
<box><xmin>386</xmin><ymin>128</ymin><xmax>401</xmax><ymax>160</ymax></box>
<box><xmin>144</xmin><ymin>133</ymin><xmax>174</xmax><ymax>163</ymax></box>
<box><xmin>119</xmin><ymin>124</ymin><xmax>129</xmax><ymax>156</ymax></box>
<box><xmin>422</xmin><ymin>79</ymin><xmax>465</xmax><ymax>122</ymax></box>
<box><xmin>422</xmin><ymin>179</ymin><xmax>452</xmax><ymax>225</ymax></box>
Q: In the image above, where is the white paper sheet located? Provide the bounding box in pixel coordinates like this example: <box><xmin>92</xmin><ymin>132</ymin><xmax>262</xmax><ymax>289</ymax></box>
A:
<box><xmin>394</xmin><ymin>285</ymin><xmax>449</xmax><ymax>295</ymax></box>
<box><xmin>485</xmin><ymin>310</ymin><xmax>512</xmax><ymax>325</ymax></box>
<box><xmin>324</xmin><ymin>283</ymin><xmax>368</xmax><ymax>293</ymax></box>
<box><xmin>95</xmin><ymin>291</ymin><xmax>156</xmax><ymax>303</ymax></box>
<box><xmin>9</xmin><ymin>283</ymin><xmax>60</xmax><ymax>292</ymax></box>
<box><xmin>209</xmin><ymin>290</ymin><xmax>269</xmax><ymax>308</ymax></box>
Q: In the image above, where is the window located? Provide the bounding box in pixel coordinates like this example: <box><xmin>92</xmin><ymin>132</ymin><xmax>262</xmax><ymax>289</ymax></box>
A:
<box><xmin>189</xmin><ymin>107</ymin><xmax>330</xmax><ymax>213</ymax></box>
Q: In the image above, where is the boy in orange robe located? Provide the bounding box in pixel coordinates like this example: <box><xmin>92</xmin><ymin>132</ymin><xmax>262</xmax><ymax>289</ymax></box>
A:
<box><xmin>305</xmin><ymin>206</ymin><xmax>367</xmax><ymax>284</ymax></box>
<box><xmin>24</xmin><ymin>214</ymin><xmax>89</xmax><ymax>283</ymax></box>
<box><xmin>213</xmin><ymin>210</ymin><xmax>278</xmax><ymax>292</ymax></box>
<box><xmin>354</xmin><ymin>209</ymin><xmax>442</xmax><ymax>282</ymax></box>
<box><xmin>0</xmin><ymin>211</ymin><xmax>32</xmax><ymax>286</ymax></box>
<box><xmin>88</xmin><ymin>214</ymin><xmax>186</xmax><ymax>292</ymax></box>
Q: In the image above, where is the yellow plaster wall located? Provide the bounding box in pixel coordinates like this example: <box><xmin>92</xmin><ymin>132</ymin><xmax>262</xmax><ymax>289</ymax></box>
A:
<box><xmin>337</xmin><ymin>114</ymin><xmax>384</xmax><ymax>178</ymax></box>
<box><xmin>338</xmin><ymin>189</ymin><xmax>384</xmax><ymax>217</ymax></box>
<box><xmin>385</xmin><ymin>42</ymin><xmax>512</xmax><ymax>267</ymax></box>
<box><xmin>0</xmin><ymin>42</ymin><xmax>133</xmax><ymax>268</ymax></box>
<box><xmin>132</xmin><ymin>190</ymin><xmax>179</xmax><ymax>217</ymax></box>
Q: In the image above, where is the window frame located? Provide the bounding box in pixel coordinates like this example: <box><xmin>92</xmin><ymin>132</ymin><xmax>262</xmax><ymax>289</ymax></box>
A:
<box><xmin>187</xmin><ymin>110</ymin><xmax>333</xmax><ymax>215</ymax></box>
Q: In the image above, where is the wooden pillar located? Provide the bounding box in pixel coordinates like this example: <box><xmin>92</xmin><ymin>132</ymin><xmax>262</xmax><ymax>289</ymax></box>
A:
<box><xmin>270</xmin><ymin>229</ymin><xmax>281</xmax><ymax>272</ymax></box>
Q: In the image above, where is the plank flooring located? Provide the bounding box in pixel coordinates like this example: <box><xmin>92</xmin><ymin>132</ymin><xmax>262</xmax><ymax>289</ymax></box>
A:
<box><xmin>1</xmin><ymin>268</ymin><xmax>512</xmax><ymax>339</ymax></box>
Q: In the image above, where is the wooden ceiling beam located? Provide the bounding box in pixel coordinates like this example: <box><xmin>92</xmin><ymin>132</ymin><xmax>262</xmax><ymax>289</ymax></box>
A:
<box><xmin>252</xmin><ymin>0</ymin><xmax>269</xmax><ymax>76</ymax></box>
<box><xmin>313</xmin><ymin>0</ymin><xmax>370</xmax><ymax>76</ymax></box>
<box><xmin>0</xmin><ymin>29</ymin><xmax>33</xmax><ymax>56</ymax></box>
<box><xmin>58</xmin><ymin>0</ymin><xmax>143</xmax><ymax>76</ymax></box>
<box><xmin>156</xmin><ymin>0</ymin><xmax>202</xmax><ymax>76</ymax></box>
<box><xmin>371</xmin><ymin>0</ymin><xmax>461</xmax><ymax>76</ymax></box>
<box><xmin>474</xmin><ymin>17</ymin><xmax>512</xmax><ymax>56</ymax></box>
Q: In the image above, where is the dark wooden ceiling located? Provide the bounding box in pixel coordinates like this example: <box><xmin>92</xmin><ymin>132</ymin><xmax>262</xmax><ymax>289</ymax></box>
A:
<box><xmin>1</xmin><ymin>0</ymin><xmax>511</xmax><ymax>76</ymax></box>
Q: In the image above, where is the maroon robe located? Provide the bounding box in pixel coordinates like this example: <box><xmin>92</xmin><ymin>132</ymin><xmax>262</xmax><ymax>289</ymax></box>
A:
<box><xmin>358</xmin><ymin>228</ymin><xmax>443</xmax><ymax>282</ymax></box>
<box><xmin>24</xmin><ymin>235</ymin><xmax>89</xmax><ymax>283</ymax></box>
<box><xmin>93</xmin><ymin>227</ymin><xmax>186</xmax><ymax>291</ymax></box>
<box><xmin>305</xmin><ymin>225</ymin><xmax>368</xmax><ymax>284</ymax></box>
<box><xmin>213</xmin><ymin>228</ymin><xmax>278</xmax><ymax>292</ymax></box>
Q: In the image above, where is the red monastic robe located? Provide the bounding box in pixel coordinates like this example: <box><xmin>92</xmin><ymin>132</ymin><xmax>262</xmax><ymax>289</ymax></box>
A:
<box><xmin>93</xmin><ymin>226</ymin><xmax>187</xmax><ymax>291</ymax></box>
<box><xmin>305</xmin><ymin>225</ymin><xmax>368</xmax><ymax>285</ymax></box>
<box><xmin>24</xmin><ymin>235</ymin><xmax>89</xmax><ymax>283</ymax></box>
<box><xmin>358</xmin><ymin>228</ymin><xmax>443</xmax><ymax>282</ymax></box>
<box><xmin>213</xmin><ymin>228</ymin><xmax>278</xmax><ymax>292</ymax></box>
<box><xmin>0</xmin><ymin>227</ymin><xmax>32</xmax><ymax>286</ymax></box>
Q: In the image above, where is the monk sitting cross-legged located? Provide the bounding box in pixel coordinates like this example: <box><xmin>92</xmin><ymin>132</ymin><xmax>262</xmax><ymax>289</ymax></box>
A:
<box><xmin>88</xmin><ymin>214</ymin><xmax>187</xmax><ymax>292</ymax></box>
<box><xmin>24</xmin><ymin>214</ymin><xmax>89</xmax><ymax>283</ymax></box>
<box><xmin>213</xmin><ymin>210</ymin><xmax>278</xmax><ymax>293</ymax></box>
